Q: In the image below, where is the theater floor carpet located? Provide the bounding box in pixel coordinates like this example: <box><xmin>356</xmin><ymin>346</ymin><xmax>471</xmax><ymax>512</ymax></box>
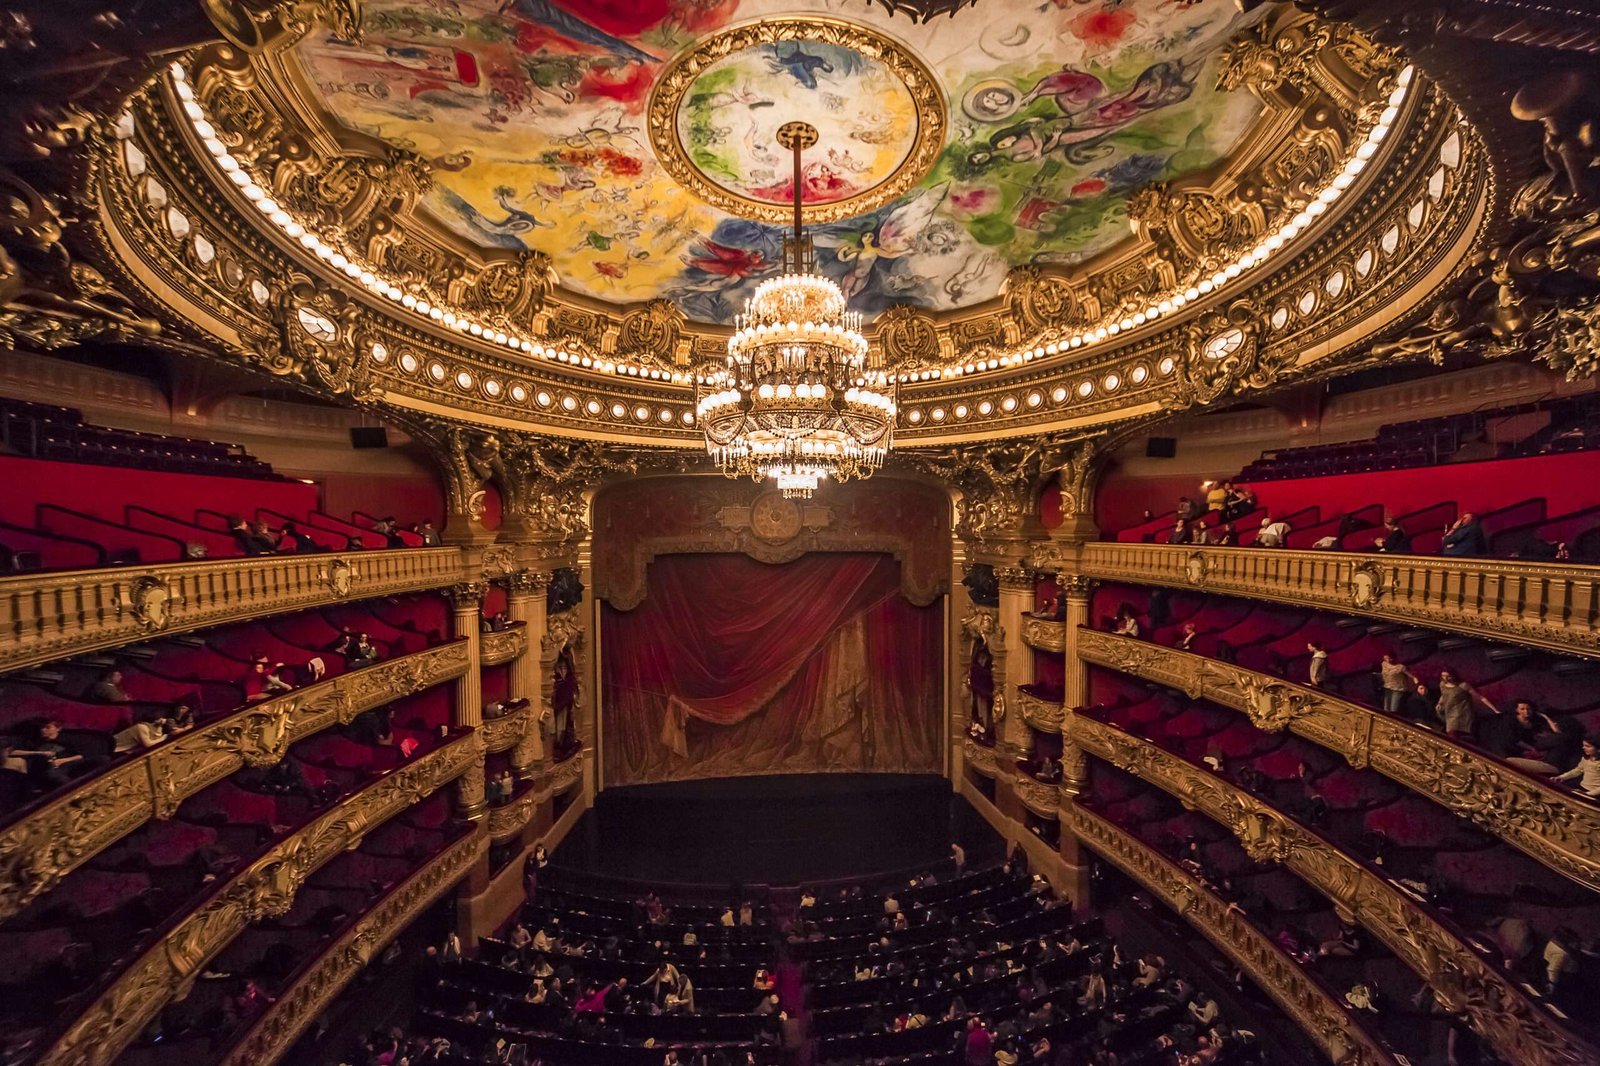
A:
<box><xmin>554</xmin><ymin>773</ymin><xmax>1001</xmax><ymax>885</ymax></box>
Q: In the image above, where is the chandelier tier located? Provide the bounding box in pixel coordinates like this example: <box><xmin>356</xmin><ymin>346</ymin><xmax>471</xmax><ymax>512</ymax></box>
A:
<box><xmin>697</xmin><ymin>121</ymin><xmax>896</xmax><ymax>500</ymax></box>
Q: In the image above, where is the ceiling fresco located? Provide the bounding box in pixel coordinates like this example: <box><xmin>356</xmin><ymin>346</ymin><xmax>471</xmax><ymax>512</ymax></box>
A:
<box><xmin>294</xmin><ymin>0</ymin><xmax>1264</xmax><ymax>324</ymax></box>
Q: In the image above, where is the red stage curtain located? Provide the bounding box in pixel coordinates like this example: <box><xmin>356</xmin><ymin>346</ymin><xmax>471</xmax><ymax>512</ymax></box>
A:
<box><xmin>602</xmin><ymin>553</ymin><xmax>942</xmax><ymax>785</ymax></box>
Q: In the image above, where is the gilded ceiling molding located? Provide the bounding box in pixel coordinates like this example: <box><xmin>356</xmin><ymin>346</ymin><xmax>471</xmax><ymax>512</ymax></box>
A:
<box><xmin>1064</xmin><ymin>802</ymin><xmax>1401</xmax><ymax>1066</ymax></box>
<box><xmin>0</xmin><ymin>639</ymin><xmax>470</xmax><ymax>922</ymax></box>
<box><xmin>1077</xmin><ymin>542</ymin><xmax>1600</xmax><ymax>660</ymax></box>
<box><xmin>0</xmin><ymin>547</ymin><xmax>469</xmax><ymax>677</ymax></box>
<box><xmin>56</xmin><ymin>8</ymin><xmax>1496</xmax><ymax>452</ymax></box>
<box><xmin>1074</xmin><ymin>716</ymin><xmax>1600</xmax><ymax>1066</ymax></box>
<box><xmin>42</xmin><ymin>730</ymin><xmax>482</xmax><ymax>1066</ymax></box>
<box><xmin>1079</xmin><ymin>628</ymin><xmax>1600</xmax><ymax>893</ymax></box>
<box><xmin>215</xmin><ymin>825</ymin><xmax>488</xmax><ymax>1066</ymax></box>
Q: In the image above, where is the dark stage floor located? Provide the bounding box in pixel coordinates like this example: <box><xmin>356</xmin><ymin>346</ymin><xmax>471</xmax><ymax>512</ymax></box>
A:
<box><xmin>554</xmin><ymin>773</ymin><xmax>1000</xmax><ymax>885</ymax></box>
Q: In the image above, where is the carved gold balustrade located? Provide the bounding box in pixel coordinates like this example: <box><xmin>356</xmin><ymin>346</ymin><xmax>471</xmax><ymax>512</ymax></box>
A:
<box><xmin>0</xmin><ymin>548</ymin><xmax>470</xmax><ymax>676</ymax></box>
<box><xmin>1078</xmin><ymin>543</ymin><xmax>1600</xmax><ymax>660</ymax></box>
<box><xmin>0</xmin><ymin>639</ymin><xmax>473</xmax><ymax>922</ymax></box>
<box><xmin>42</xmin><ymin>730</ymin><xmax>483</xmax><ymax>1066</ymax></box>
<box><xmin>963</xmin><ymin>738</ymin><xmax>998</xmax><ymax>778</ymax></box>
<box><xmin>1021</xmin><ymin>616</ymin><xmax>1066</xmax><ymax>653</ymax></box>
<box><xmin>217</xmin><ymin>825</ymin><xmax>488</xmax><ymax>1066</ymax></box>
<box><xmin>1015</xmin><ymin>774</ymin><xmax>1062</xmax><ymax>819</ymax></box>
<box><xmin>480</xmin><ymin>622</ymin><xmax>528</xmax><ymax>666</ymax></box>
<box><xmin>1077</xmin><ymin>628</ymin><xmax>1600</xmax><ymax>892</ymax></box>
<box><xmin>489</xmin><ymin>786</ymin><xmax>540</xmax><ymax>843</ymax></box>
<box><xmin>1064</xmin><ymin>803</ymin><xmax>1400</xmax><ymax>1066</ymax></box>
<box><xmin>481</xmin><ymin>699</ymin><xmax>536</xmax><ymax>754</ymax></box>
<box><xmin>1073</xmin><ymin>716</ymin><xmax>1599</xmax><ymax>1066</ymax></box>
<box><xmin>1016</xmin><ymin>687</ymin><xmax>1066</xmax><ymax>733</ymax></box>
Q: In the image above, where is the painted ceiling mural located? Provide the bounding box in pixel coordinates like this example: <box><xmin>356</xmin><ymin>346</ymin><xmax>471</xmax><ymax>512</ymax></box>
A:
<box><xmin>295</xmin><ymin>0</ymin><xmax>1264</xmax><ymax>324</ymax></box>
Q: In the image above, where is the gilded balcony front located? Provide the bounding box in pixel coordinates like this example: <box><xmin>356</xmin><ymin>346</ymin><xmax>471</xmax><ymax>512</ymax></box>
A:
<box><xmin>1078</xmin><ymin>543</ymin><xmax>1600</xmax><ymax>660</ymax></box>
<box><xmin>0</xmin><ymin>639</ymin><xmax>473</xmax><ymax>921</ymax></box>
<box><xmin>1064</xmin><ymin>802</ymin><xmax>1400</xmax><ymax>1066</ymax></box>
<box><xmin>480</xmin><ymin>621</ymin><xmax>528</xmax><ymax>666</ymax></box>
<box><xmin>1021</xmin><ymin>616</ymin><xmax>1066</xmax><ymax>653</ymax></box>
<box><xmin>41</xmin><ymin>731</ymin><xmax>483</xmax><ymax>1066</ymax></box>
<box><xmin>216</xmin><ymin>825</ymin><xmax>488</xmax><ymax>1066</ymax></box>
<box><xmin>1073</xmin><ymin>716</ymin><xmax>1598</xmax><ymax>1066</ymax></box>
<box><xmin>1077</xmin><ymin>628</ymin><xmax>1600</xmax><ymax>893</ymax></box>
<box><xmin>0</xmin><ymin>547</ymin><xmax>471</xmax><ymax>675</ymax></box>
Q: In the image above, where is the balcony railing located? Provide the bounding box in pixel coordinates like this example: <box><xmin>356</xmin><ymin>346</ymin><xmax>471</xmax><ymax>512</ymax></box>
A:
<box><xmin>1078</xmin><ymin>542</ymin><xmax>1600</xmax><ymax>660</ymax></box>
<box><xmin>0</xmin><ymin>638</ymin><xmax>473</xmax><ymax>921</ymax></box>
<box><xmin>1021</xmin><ymin>616</ymin><xmax>1065</xmax><ymax>653</ymax></box>
<box><xmin>480</xmin><ymin>621</ymin><xmax>528</xmax><ymax>666</ymax></box>
<box><xmin>490</xmin><ymin>783</ymin><xmax>540</xmax><ymax>842</ymax></box>
<box><xmin>42</xmin><ymin>729</ymin><xmax>482</xmax><ymax>1066</ymax></box>
<box><xmin>1072</xmin><ymin>715</ymin><xmax>1598</xmax><ymax>1066</ymax></box>
<box><xmin>1077</xmin><ymin>628</ymin><xmax>1600</xmax><ymax>893</ymax></box>
<box><xmin>1063</xmin><ymin>802</ymin><xmax>1400</xmax><ymax>1066</ymax></box>
<box><xmin>481</xmin><ymin>698</ymin><xmax>536</xmax><ymax>754</ymax></box>
<box><xmin>1016</xmin><ymin>687</ymin><xmax>1065</xmax><ymax>733</ymax></box>
<box><xmin>0</xmin><ymin>546</ymin><xmax>470</xmax><ymax>675</ymax></box>
<box><xmin>216</xmin><ymin>824</ymin><xmax>488</xmax><ymax>1066</ymax></box>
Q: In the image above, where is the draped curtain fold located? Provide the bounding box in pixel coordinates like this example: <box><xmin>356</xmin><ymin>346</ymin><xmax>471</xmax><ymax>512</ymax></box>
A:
<box><xmin>602</xmin><ymin>553</ymin><xmax>941</xmax><ymax>785</ymax></box>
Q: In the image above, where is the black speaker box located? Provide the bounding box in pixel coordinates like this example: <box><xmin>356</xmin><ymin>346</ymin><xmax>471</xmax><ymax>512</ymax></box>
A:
<box><xmin>350</xmin><ymin>426</ymin><xmax>389</xmax><ymax>449</ymax></box>
<box><xmin>1145</xmin><ymin>436</ymin><xmax>1177</xmax><ymax>459</ymax></box>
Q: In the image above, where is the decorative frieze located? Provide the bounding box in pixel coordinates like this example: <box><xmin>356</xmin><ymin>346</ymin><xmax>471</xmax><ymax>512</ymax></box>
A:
<box><xmin>480</xmin><ymin>623</ymin><xmax>528</xmax><ymax>666</ymax></box>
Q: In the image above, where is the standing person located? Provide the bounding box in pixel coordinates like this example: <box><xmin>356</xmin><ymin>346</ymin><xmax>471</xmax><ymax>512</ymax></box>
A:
<box><xmin>1434</xmin><ymin>669</ymin><xmax>1497</xmax><ymax>738</ymax></box>
<box><xmin>1306</xmin><ymin>642</ymin><xmax>1330</xmax><ymax>689</ymax></box>
<box><xmin>962</xmin><ymin>1017</ymin><xmax>992</xmax><ymax>1066</ymax></box>
<box><xmin>1206</xmin><ymin>481</ymin><xmax>1229</xmax><ymax>513</ymax></box>
<box><xmin>1378</xmin><ymin>653</ymin><xmax>1417</xmax><ymax>714</ymax></box>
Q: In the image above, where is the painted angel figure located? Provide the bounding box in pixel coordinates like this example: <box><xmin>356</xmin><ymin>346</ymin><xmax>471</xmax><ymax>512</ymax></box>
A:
<box><xmin>814</xmin><ymin>183</ymin><xmax>950</xmax><ymax>301</ymax></box>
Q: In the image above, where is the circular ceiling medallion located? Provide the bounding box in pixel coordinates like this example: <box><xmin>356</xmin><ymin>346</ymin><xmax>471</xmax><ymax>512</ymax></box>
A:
<box><xmin>649</xmin><ymin>17</ymin><xmax>947</xmax><ymax>224</ymax></box>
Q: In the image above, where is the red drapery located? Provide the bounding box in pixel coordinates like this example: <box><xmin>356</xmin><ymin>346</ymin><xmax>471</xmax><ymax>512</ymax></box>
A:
<box><xmin>601</xmin><ymin>553</ymin><xmax>942</xmax><ymax>785</ymax></box>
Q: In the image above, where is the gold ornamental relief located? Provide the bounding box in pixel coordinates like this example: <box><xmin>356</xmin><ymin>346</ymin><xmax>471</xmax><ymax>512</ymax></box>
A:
<box><xmin>748</xmin><ymin>491</ymin><xmax>803</xmax><ymax>543</ymax></box>
<box><xmin>647</xmin><ymin>17</ymin><xmax>947</xmax><ymax>224</ymax></box>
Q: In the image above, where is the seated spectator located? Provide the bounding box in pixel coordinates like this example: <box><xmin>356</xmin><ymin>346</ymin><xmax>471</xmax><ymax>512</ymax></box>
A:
<box><xmin>1516</xmin><ymin>715</ymin><xmax>1586</xmax><ymax>776</ymax></box>
<box><xmin>374</xmin><ymin>517</ymin><xmax>406</xmax><ymax>549</ymax></box>
<box><xmin>1212</xmin><ymin>522</ymin><xmax>1237</xmax><ymax>547</ymax></box>
<box><xmin>227</xmin><ymin>514</ymin><xmax>268</xmax><ymax>555</ymax></box>
<box><xmin>1442</xmin><ymin>512</ymin><xmax>1488</xmax><ymax>557</ymax></box>
<box><xmin>1169</xmin><ymin>518</ymin><xmax>1192</xmax><ymax>545</ymax></box>
<box><xmin>417</xmin><ymin>520</ymin><xmax>441</xmax><ymax>547</ymax></box>
<box><xmin>90</xmin><ymin>668</ymin><xmax>131</xmax><ymax>703</ymax></box>
<box><xmin>1256</xmin><ymin>512</ymin><xmax>1291</xmax><ymax>547</ymax></box>
<box><xmin>347</xmin><ymin>634</ymin><xmax>380</xmax><ymax>669</ymax></box>
<box><xmin>1554</xmin><ymin>737</ymin><xmax>1600</xmax><ymax>797</ymax></box>
<box><xmin>1111</xmin><ymin>605</ymin><xmax>1140</xmax><ymax>638</ymax></box>
<box><xmin>1375</xmin><ymin>517</ymin><xmax>1412</xmax><ymax>553</ymax></box>
<box><xmin>250</xmin><ymin>520</ymin><xmax>281</xmax><ymax>552</ymax></box>
<box><xmin>14</xmin><ymin>719</ymin><xmax>86</xmax><ymax>789</ymax></box>
<box><xmin>344</xmin><ymin>534</ymin><xmax>366</xmax><ymax>551</ymax></box>
<box><xmin>1306</xmin><ymin>641</ymin><xmax>1329</xmax><ymax>689</ymax></box>
<box><xmin>281</xmin><ymin>521</ymin><xmax>321</xmax><ymax>553</ymax></box>
<box><xmin>1378</xmin><ymin>654</ymin><xmax>1417</xmax><ymax>714</ymax></box>
<box><xmin>113</xmin><ymin>704</ymin><xmax>194</xmax><ymax>752</ymax></box>
<box><xmin>1189</xmin><ymin>993</ymin><xmax>1219</xmax><ymax>1024</ymax></box>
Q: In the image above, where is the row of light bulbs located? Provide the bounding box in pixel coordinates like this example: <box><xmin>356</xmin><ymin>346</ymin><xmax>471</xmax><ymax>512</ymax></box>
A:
<box><xmin>173</xmin><ymin>60</ymin><xmax>1412</xmax><ymax>401</ymax></box>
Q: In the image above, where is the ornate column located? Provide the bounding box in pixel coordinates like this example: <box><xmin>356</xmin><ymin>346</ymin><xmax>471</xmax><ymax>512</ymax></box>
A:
<box><xmin>994</xmin><ymin>566</ymin><xmax>1035</xmax><ymax>756</ymax></box>
<box><xmin>504</xmin><ymin>569</ymin><xmax>550</xmax><ymax>778</ymax></box>
<box><xmin>1057</xmin><ymin>573</ymin><xmax>1095</xmax><ymax>797</ymax></box>
<box><xmin>447</xmin><ymin>582</ymin><xmax>488</xmax><ymax>820</ymax></box>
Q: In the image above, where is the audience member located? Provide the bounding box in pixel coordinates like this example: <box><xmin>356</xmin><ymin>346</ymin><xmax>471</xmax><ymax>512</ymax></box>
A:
<box><xmin>1255</xmin><ymin>512</ymin><xmax>1291</xmax><ymax>547</ymax></box>
<box><xmin>1375</xmin><ymin>517</ymin><xmax>1412</xmax><ymax>553</ymax></box>
<box><xmin>90</xmin><ymin>668</ymin><xmax>131</xmax><ymax>703</ymax></box>
<box><xmin>1205</xmin><ymin>481</ymin><xmax>1228</xmax><ymax>513</ymax></box>
<box><xmin>1442</xmin><ymin>513</ymin><xmax>1488</xmax><ymax>557</ymax></box>
<box><xmin>1306</xmin><ymin>642</ymin><xmax>1329</xmax><ymax>689</ymax></box>
<box><xmin>281</xmin><ymin>521</ymin><xmax>321</xmax><ymax>553</ymax></box>
<box><xmin>1432</xmin><ymin>669</ymin><xmax>1497</xmax><ymax>738</ymax></box>
<box><xmin>1378</xmin><ymin>654</ymin><xmax>1417</xmax><ymax>714</ymax></box>
<box><xmin>1554</xmin><ymin>737</ymin><xmax>1600</xmax><ymax>797</ymax></box>
<box><xmin>347</xmin><ymin>634</ymin><xmax>380</xmax><ymax>669</ymax></box>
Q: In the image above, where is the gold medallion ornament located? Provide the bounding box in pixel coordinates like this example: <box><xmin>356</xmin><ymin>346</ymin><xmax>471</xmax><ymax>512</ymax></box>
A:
<box><xmin>648</xmin><ymin>17</ymin><xmax>948</xmax><ymax>224</ymax></box>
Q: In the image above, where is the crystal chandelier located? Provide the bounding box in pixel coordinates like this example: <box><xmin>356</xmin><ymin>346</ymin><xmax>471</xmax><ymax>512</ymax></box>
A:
<box><xmin>698</xmin><ymin>121</ymin><xmax>896</xmax><ymax>500</ymax></box>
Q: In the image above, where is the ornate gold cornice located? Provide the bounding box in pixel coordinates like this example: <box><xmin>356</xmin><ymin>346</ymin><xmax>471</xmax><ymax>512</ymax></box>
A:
<box><xmin>216</xmin><ymin>825</ymin><xmax>488</xmax><ymax>1066</ymax></box>
<box><xmin>0</xmin><ymin>547</ymin><xmax>469</xmax><ymax>677</ymax></box>
<box><xmin>0</xmin><ymin>638</ymin><xmax>470</xmax><ymax>922</ymax></box>
<box><xmin>1079</xmin><ymin>543</ymin><xmax>1600</xmax><ymax>660</ymax></box>
<box><xmin>1016</xmin><ymin>688</ymin><xmax>1065</xmax><ymax>734</ymax></box>
<box><xmin>542</xmin><ymin>751</ymin><xmax>586</xmax><ymax>799</ymax></box>
<box><xmin>1064</xmin><ymin>802</ymin><xmax>1400</xmax><ymax>1066</ymax></box>
<box><xmin>1022</xmin><ymin>617</ymin><xmax>1066</xmax><ymax>654</ymax></box>
<box><xmin>481</xmin><ymin>700</ymin><xmax>535</xmax><ymax>756</ymax></box>
<box><xmin>1079</xmin><ymin>628</ymin><xmax>1600</xmax><ymax>893</ymax></box>
<box><xmin>489</xmin><ymin>788</ymin><xmax>539</xmax><ymax>844</ymax></box>
<box><xmin>1074</xmin><ymin>716</ymin><xmax>1599</xmax><ymax>1066</ymax></box>
<box><xmin>43</xmin><ymin>730</ymin><xmax>481</xmax><ymax>1066</ymax></box>
<box><xmin>480</xmin><ymin>624</ymin><xmax>528</xmax><ymax>668</ymax></box>
<box><xmin>963</xmin><ymin>737</ymin><xmax>998</xmax><ymax>778</ymax></box>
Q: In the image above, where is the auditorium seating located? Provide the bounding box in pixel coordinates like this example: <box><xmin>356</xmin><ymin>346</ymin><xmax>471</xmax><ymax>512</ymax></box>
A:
<box><xmin>1075</xmin><ymin>681</ymin><xmax>1600</xmax><ymax>1041</ymax></box>
<box><xmin>0</xmin><ymin>593</ymin><xmax>454</xmax><ymax>833</ymax></box>
<box><xmin>0</xmin><ymin>398</ymin><xmax>283</xmax><ymax>480</ymax></box>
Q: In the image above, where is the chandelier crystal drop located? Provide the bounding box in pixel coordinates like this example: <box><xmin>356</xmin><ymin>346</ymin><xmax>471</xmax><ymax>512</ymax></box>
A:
<box><xmin>698</xmin><ymin>121</ymin><xmax>895</xmax><ymax>500</ymax></box>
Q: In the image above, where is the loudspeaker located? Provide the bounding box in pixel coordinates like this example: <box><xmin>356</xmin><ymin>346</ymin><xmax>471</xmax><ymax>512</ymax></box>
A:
<box><xmin>1145</xmin><ymin>436</ymin><xmax>1177</xmax><ymax>459</ymax></box>
<box><xmin>350</xmin><ymin>426</ymin><xmax>389</xmax><ymax>449</ymax></box>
